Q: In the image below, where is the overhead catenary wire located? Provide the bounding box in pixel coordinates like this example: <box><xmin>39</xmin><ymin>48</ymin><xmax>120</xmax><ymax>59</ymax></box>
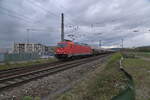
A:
<box><xmin>44</xmin><ymin>1</ymin><xmax>78</xmax><ymax>27</ymax></box>
<box><xmin>0</xmin><ymin>0</ymin><xmax>85</xmax><ymax>42</ymax></box>
<box><xmin>0</xmin><ymin>8</ymin><xmax>33</xmax><ymax>24</ymax></box>
<box><xmin>28</xmin><ymin>0</ymin><xmax>78</xmax><ymax>35</ymax></box>
<box><xmin>0</xmin><ymin>1</ymin><xmax>62</xmax><ymax>26</ymax></box>
<box><xmin>0</xmin><ymin>5</ymin><xmax>61</xmax><ymax>30</ymax></box>
<box><xmin>25</xmin><ymin>0</ymin><xmax>61</xmax><ymax>29</ymax></box>
<box><xmin>27</xmin><ymin>0</ymin><xmax>59</xmax><ymax>18</ymax></box>
<box><xmin>0</xmin><ymin>6</ymin><xmax>34</xmax><ymax>23</ymax></box>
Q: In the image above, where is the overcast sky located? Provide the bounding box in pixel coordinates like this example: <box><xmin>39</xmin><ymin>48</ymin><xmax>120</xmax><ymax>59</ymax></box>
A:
<box><xmin>0</xmin><ymin>0</ymin><xmax>150</xmax><ymax>48</ymax></box>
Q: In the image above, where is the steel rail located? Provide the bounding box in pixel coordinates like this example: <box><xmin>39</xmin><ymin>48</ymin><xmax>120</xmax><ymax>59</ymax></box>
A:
<box><xmin>0</xmin><ymin>54</ymin><xmax>109</xmax><ymax>91</ymax></box>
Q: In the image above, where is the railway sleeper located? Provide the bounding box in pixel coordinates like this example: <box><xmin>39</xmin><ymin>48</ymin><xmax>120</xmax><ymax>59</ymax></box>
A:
<box><xmin>14</xmin><ymin>79</ymin><xmax>23</xmax><ymax>82</ymax></box>
<box><xmin>27</xmin><ymin>75</ymin><xmax>35</xmax><ymax>78</ymax></box>
<box><xmin>0</xmin><ymin>83</ymin><xmax>8</xmax><ymax>87</ymax></box>
<box><xmin>21</xmin><ymin>77</ymin><xmax>31</xmax><ymax>80</ymax></box>
<box><xmin>4</xmin><ymin>81</ymin><xmax>17</xmax><ymax>84</ymax></box>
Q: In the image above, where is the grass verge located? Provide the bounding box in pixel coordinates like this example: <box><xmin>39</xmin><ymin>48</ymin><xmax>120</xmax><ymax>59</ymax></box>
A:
<box><xmin>122</xmin><ymin>52</ymin><xmax>150</xmax><ymax>100</ymax></box>
<box><xmin>56</xmin><ymin>53</ymin><xmax>128</xmax><ymax>100</ymax></box>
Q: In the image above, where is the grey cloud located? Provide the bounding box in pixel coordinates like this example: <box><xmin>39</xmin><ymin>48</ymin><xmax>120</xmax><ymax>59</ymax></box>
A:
<box><xmin>1</xmin><ymin>0</ymin><xmax>150</xmax><ymax>48</ymax></box>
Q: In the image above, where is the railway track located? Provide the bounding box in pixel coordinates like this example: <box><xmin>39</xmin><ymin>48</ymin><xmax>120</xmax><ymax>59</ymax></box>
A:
<box><xmin>0</xmin><ymin>61</ymin><xmax>66</xmax><ymax>78</ymax></box>
<box><xmin>0</xmin><ymin>54</ymin><xmax>109</xmax><ymax>91</ymax></box>
<box><xmin>0</xmin><ymin>61</ymin><xmax>63</xmax><ymax>75</ymax></box>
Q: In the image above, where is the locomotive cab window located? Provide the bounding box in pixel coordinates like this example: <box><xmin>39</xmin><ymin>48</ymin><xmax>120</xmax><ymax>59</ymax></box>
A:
<box><xmin>57</xmin><ymin>43</ymin><xmax>67</xmax><ymax>48</ymax></box>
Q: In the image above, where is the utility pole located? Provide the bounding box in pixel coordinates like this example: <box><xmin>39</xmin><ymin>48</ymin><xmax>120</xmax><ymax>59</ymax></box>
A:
<box><xmin>61</xmin><ymin>13</ymin><xmax>64</xmax><ymax>41</ymax></box>
<box><xmin>99</xmin><ymin>40</ymin><xmax>101</xmax><ymax>48</ymax></box>
<box><xmin>121</xmin><ymin>39</ymin><xmax>124</xmax><ymax>49</ymax></box>
<box><xmin>13</xmin><ymin>40</ymin><xmax>16</xmax><ymax>53</ymax></box>
<box><xmin>27</xmin><ymin>29</ymin><xmax>30</xmax><ymax>44</ymax></box>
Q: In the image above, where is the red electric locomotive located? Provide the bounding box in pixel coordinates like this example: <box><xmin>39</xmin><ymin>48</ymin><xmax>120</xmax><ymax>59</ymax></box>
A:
<box><xmin>55</xmin><ymin>40</ymin><xmax>92</xmax><ymax>59</ymax></box>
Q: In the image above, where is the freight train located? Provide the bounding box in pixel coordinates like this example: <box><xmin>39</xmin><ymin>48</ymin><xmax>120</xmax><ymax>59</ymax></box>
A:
<box><xmin>54</xmin><ymin>40</ymin><xmax>112</xmax><ymax>60</ymax></box>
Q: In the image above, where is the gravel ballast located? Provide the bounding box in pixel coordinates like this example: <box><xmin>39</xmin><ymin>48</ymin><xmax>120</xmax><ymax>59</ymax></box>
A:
<box><xmin>0</xmin><ymin>56</ymin><xmax>109</xmax><ymax>100</ymax></box>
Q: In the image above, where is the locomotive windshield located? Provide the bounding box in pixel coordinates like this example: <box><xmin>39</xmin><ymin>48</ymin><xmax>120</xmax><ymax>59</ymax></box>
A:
<box><xmin>57</xmin><ymin>43</ymin><xmax>67</xmax><ymax>48</ymax></box>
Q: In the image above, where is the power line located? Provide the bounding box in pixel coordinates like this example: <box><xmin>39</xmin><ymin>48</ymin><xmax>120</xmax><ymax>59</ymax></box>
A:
<box><xmin>30</xmin><ymin>0</ymin><xmax>78</xmax><ymax>29</ymax></box>
<box><xmin>27</xmin><ymin>0</ymin><xmax>59</xmax><ymax>17</ymax></box>
<box><xmin>0</xmin><ymin>3</ymin><xmax>60</xmax><ymax>27</ymax></box>
<box><xmin>47</xmin><ymin>1</ymin><xmax>77</xmax><ymax>25</ymax></box>
<box><xmin>0</xmin><ymin>1</ymin><xmax>83</xmax><ymax>41</ymax></box>
<box><xmin>0</xmin><ymin>6</ymin><xmax>34</xmax><ymax>22</ymax></box>
<box><xmin>0</xmin><ymin>6</ymin><xmax>35</xmax><ymax>25</ymax></box>
<box><xmin>0</xmin><ymin>10</ymin><xmax>31</xmax><ymax>24</ymax></box>
<box><xmin>0</xmin><ymin>5</ymin><xmax>61</xmax><ymax>30</ymax></box>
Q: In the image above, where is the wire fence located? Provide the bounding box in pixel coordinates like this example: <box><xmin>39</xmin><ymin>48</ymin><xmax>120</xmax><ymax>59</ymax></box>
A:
<box><xmin>0</xmin><ymin>53</ymin><xmax>40</xmax><ymax>63</ymax></box>
<box><xmin>0</xmin><ymin>54</ymin><xmax>4</xmax><ymax>62</ymax></box>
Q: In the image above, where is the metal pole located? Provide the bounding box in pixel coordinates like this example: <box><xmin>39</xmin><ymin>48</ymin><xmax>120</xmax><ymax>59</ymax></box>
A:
<box><xmin>61</xmin><ymin>13</ymin><xmax>64</xmax><ymax>41</ymax></box>
<box><xmin>122</xmin><ymin>39</ymin><xmax>124</xmax><ymax>49</ymax></box>
<box><xmin>99</xmin><ymin>40</ymin><xmax>101</xmax><ymax>48</ymax></box>
<box><xmin>27</xmin><ymin>29</ymin><xmax>30</xmax><ymax>44</ymax></box>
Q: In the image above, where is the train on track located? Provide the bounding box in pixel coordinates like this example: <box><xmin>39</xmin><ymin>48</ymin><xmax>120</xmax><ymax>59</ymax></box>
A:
<box><xmin>54</xmin><ymin>40</ymin><xmax>113</xmax><ymax>60</ymax></box>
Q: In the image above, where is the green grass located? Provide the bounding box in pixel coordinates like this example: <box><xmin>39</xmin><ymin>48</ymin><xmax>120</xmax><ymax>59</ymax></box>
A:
<box><xmin>122</xmin><ymin>57</ymin><xmax>150</xmax><ymax>100</ymax></box>
<box><xmin>56</xmin><ymin>53</ymin><xmax>128</xmax><ymax>100</ymax></box>
<box><xmin>0</xmin><ymin>58</ymin><xmax>57</xmax><ymax>70</ymax></box>
<box><xmin>134</xmin><ymin>52</ymin><xmax>150</xmax><ymax>57</ymax></box>
<box><xmin>23</xmin><ymin>96</ymin><xmax>40</xmax><ymax>100</ymax></box>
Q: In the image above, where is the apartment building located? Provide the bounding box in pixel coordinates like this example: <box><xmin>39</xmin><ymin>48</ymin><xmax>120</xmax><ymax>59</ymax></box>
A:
<box><xmin>13</xmin><ymin>43</ymin><xmax>48</xmax><ymax>55</ymax></box>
